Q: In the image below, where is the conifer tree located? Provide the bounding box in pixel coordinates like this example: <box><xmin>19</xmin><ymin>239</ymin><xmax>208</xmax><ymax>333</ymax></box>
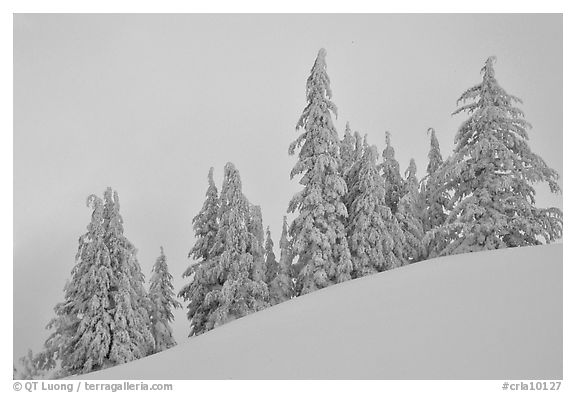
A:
<box><xmin>101</xmin><ymin>188</ymin><xmax>154</xmax><ymax>360</ymax></box>
<box><xmin>263</xmin><ymin>226</ymin><xmax>279</xmax><ymax>284</ymax></box>
<box><xmin>421</xmin><ymin>128</ymin><xmax>449</xmax><ymax>232</ymax></box>
<box><xmin>148</xmin><ymin>247</ymin><xmax>181</xmax><ymax>353</ymax></box>
<box><xmin>41</xmin><ymin>189</ymin><xmax>154</xmax><ymax>376</ymax></box>
<box><xmin>396</xmin><ymin>159</ymin><xmax>425</xmax><ymax>263</ymax></box>
<box><xmin>379</xmin><ymin>132</ymin><xmax>405</xmax><ymax>214</ymax></box>
<box><xmin>17</xmin><ymin>350</ymin><xmax>42</xmax><ymax>380</ymax></box>
<box><xmin>420</xmin><ymin>128</ymin><xmax>451</xmax><ymax>258</ymax></box>
<box><xmin>248</xmin><ymin>205</ymin><xmax>266</xmax><ymax>282</ymax></box>
<box><xmin>269</xmin><ymin>216</ymin><xmax>294</xmax><ymax>305</ymax></box>
<box><xmin>179</xmin><ymin>167</ymin><xmax>221</xmax><ymax>336</ymax></box>
<box><xmin>341</xmin><ymin>124</ymin><xmax>366</xmax><ymax>221</ymax></box>
<box><xmin>186</xmin><ymin>167</ymin><xmax>220</xmax><ymax>265</ymax></box>
<box><xmin>288</xmin><ymin>48</ymin><xmax>352</xmax><ymax>295</ymax></box>
<box><xmin>353</xmin><ymin>131</ymin><xmax>364</xmax><ymax>163</ymax></box>
<box><xmin>205</xmin><ymin>163</ymin><xmax>269</xmax><ymax>327</ymax></box>
<box><xmin>340</xmin><ymin>122</ymin><xmax>356</xmax><ymax>176</ymax></box>
<box><xmin>346</xmin><ymin>139</ymin><xmax>406</xmax><ymax>277</ymax></box>
<box><xmin>427</xmin><ymin>57</ymin><xmax>562</xmax><ymax>256</ymax></box>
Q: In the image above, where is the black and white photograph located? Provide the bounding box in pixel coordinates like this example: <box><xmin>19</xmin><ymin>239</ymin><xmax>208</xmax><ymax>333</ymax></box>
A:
<box><xmin>9</xmin><ymin>9</ymin><xmax>570</xmax><ymax>389</ymax></box>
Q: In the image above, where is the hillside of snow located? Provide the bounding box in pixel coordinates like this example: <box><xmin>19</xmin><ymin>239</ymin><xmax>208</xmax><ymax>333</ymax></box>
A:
<box><xmin>86</xmin><ymin>244</ymin><xmax>562</xmax><ymax>380</ymax></box>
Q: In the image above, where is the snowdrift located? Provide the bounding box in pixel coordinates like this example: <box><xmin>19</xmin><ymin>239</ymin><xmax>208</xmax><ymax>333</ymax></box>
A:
<box><xmin>87</xmin><ymin>244</ymin><xmax>562</xmax><ymax>379</ymax></box>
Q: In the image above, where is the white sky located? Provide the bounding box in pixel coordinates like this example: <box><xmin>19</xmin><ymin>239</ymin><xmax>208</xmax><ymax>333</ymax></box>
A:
<box><xmin>13</xmin><ymin>14</ymin><xmax>562</xmax><ymax>364</ymax></box>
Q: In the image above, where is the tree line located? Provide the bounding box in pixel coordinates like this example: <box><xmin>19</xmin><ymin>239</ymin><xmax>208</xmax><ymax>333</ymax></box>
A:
<box><xmin>16</xmin><ymin>49</ymin><xmax>562</xmax><ymax>379</ymax></box>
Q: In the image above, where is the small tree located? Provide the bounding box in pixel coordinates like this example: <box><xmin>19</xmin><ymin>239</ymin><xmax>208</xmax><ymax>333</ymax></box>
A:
<box><xmin>340</xmin><ymin>122</ymin><xmax>356</xmax><ymax>176</ymax></box>
<box><xmin>179</xmin><ymin>167</ymin><xmax>221</xmax><ymax>336</ymax></box>
<box><xmin>41</xmin><ymin>189</ymin><xmax>153</xmax><ymax>376</ymax></box>
<box><xmin>421</xmin><ymin>128</ymin><xmax>449</xmax><ymax>232</ymax></box>
<box><xmin>263</xmin><ymin>227</ymin><xmax>279</xmax><ymax>285</ymax></box>
<box><xmin>248</xmin><ymin>204</ymin><xmax>266</xmax><ymax>283</ymax></box>
<box><xmin>149</xmin><ymin>247</ymin><xmax>181</xmax><ymax>353</ymax></box>
<box><xmin>427</xmin><ymin>57</ymin><xmax>562</xmax><ymax>256</ymax></box>
<box><xmin>205</xmin><ymin>163</ymin><xmax>269</xmax><ymax>328</ymax></box>
<box><xmin>17</xmin><ymin>350</ymin><xmax>42</xmax><ymax>380</ymax></box>
<box><xmin>288</xmin><ymin>48</ymin><xmax>352</xmax><ymax>295</ymax></box>
<box><xmin>379</xmin><ymin>132</ymin><xmax>405</xmax><ymax>214</ymax></box>
<box><xmin>346</xmin><ymin>139</ymin><xmax>406</xmax><ymax>277</ymax></box>
<box><xmin>396</xmin><ymin>159</ymin><xmax>425</xmax><ymax>263</ymax></box>
<box><xmin>421</xmin><ymin>128</ymin><xmax>451</xmax><ymax>259</ymax></box>
<box><xmin>269</xmin><ymin>216</ymin><xmax>294</xmax><ymax>305</ymax></box>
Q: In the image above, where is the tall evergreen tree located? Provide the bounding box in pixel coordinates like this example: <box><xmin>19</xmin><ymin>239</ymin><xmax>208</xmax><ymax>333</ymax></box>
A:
<box><xmin>186</xmin><ymin>167</ymin><xmax>220</xmax><ymax>264</ymax></box>
<box><xmin>379</xmin><ymin>131</ymin><xmax>405</xmax><ymax>214</ymax></box>
<box><xmin>40</xmin><ymin>189</ymin><xmax>154</xmax><ymax>376</ymax></box>
<box><xmin>248</xmin><ymin>204</ymin><xmax>266</xmax><ymax>282</ymax></box>
<box><xmin>341</xmin><ymin>124</ymin><xmax>366</xmax><ymax>222</ymax></box>
<box><xmin>421</xmin><ymin>128</ymin><xmax>449</xmax><ymax>232</ymax></box>
<box><xmin>396</xmin><ymin>159</ymin><xmax>425</xmax><ymax>263</ymax></box>
<box><xmin>288</xmin><ymin>48</ymin><xmax>352</xmax><ymax>296</ymax></box>
<box><xmin>148</xmin><ymin>247</ymin><xmax>181</xmax><ymax>353</ymax></box>
<box><xmin>269</xmin><ymin>216</ymin><xmax>294</xmax><ymax>305</ymax></box>
<box><xmin>263</xmin><ymin>226</ymin><xmax>279</xmax><ymax>284</ymax></box>
<box><xmin>101</xmin><ymin>188</ymin><xmax>154</xmax><ymax>360</ymax></box>
<box><xmin>205</xmin><ymin>163</ymin><xmax>269</xmax><ymax>327</ymax></box>
<box><xmin>427</xmin><ymin>57</ymin><xmax>562</xmax><ymax>256</ymax></box>
<box><xmin>353</xmin><ymin>131</ymin><xmax>364</xmax><ymax>162</ymax></box>
<box><xmin>340</xmin><ymin>121</ymin><xmax>356</xmax><ymax>176</ymax></box>
<box><xmin>346</xmin><ymin>140</ymin><xmax>405</xmax><ymax>277</ymax></box>
<box><xmin>179</xmin><ymin>167</ymin><xmax>221</xmax><ymax>336</ymax></box>
<box><xmin>420</xmin><ymin>128</ymin><xmax>451</xmax><ymax>259</ymax></box>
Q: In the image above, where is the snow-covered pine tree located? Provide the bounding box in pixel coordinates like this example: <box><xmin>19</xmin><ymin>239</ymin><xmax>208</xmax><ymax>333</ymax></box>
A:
<box><xmin>379</xmin><ymin>131</ymin><xmax>405</xmax><ymax>214</ymax></box>
<box><xmin>427</xmin><ymin>57</ymin><xmax>562</xmax><ymax>256</ymax></box>
<box><xmin>186</xmin><ymin>167</ymin><xmax>220</xmax><ymax>266</ymax></box>
<box><xmin>420</xmin><ymin>128</ymin><xmax>451</xmax><ymax>259</ymax></box>
<box><xmin>41</xmin><ymin>189</ymin><xmax>154</xmax><ymax>377</ymax></box>
<box><xmin>288</xmin><ymin>48</ymin><xmax>352</xmax><ymax>296</ymax></box>
<box><xmin>179</xmin><ymin>167</ymin><xmax>221</xmax><ymax>336</ymax></box>
<box><xmin>17</xmin><ymin>350</ymin><xmax>42</xmax><ymax>380</ymax></box>
<box><xmin>248</xmin><ymin>204</ymin><xmax>266</xmax><ymax>283</ymax></box>
<box><xmin>269</xmin><ymin>216</ymin><xmax>294</xmax><ymax>305</ymax></box>
<box><xmin>263</xmin><ymin>226</ymin><xmax>279</xmax><ymax>285</ymax></box>
<box><xmin>203</xmin><ymin>163</ymin><xmax>269</xmax><ymax>328</ymax></box>
<box><xmin>346</xmin><ymin>138</ymin><xmax>405</xmax><ymax>277</ymax></box>
<box><xmin>340</xmin><ymin>121</ymin><xmax>356</xmax><ymax>176</ymax></box>
<box><xmin>101</xmin><ymin>188</ymin><xmax>155</xmax><ymax>361</ymax></box>
<box><xmin>421</xmin><ymin>128</ymin><xmax>449</xmax><ymax>232</ymax></box>
<box><xmin>353</xmin><ymin>131</ymin><xmax>364</xmax><ymax>163</ymax></box>
<box><xmin>341</xmin><ymin>124</ymin><xmax>366</xmax><ymax>223</ymax></box>
<box><xmin>396</xmin><ymin>159</ymin><xmax>425</xmax><ymax>263</ymax></box>
<box><xmin>148</xmin><ymin>247</ymin><xmax>181</xmax><ymax>353</ymax></box>
<box><xmin>345</xmin><ymin>131</ymin><xmax>366</xmax><ymax>183</ymax></box>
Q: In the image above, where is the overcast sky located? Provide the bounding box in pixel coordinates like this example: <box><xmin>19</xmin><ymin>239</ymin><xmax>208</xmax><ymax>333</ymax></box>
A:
<box><xmin>13</xmin><ymin>14</ymin><xmax>562</xmax><ymax>364</ymax></box>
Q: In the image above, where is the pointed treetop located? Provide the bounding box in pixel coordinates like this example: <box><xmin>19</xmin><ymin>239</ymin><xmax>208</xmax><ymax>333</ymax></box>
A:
<box><xmin>208</xmin><ymin>166</ymin><xmax>215</xmax><ymax>186</ymax></box>
<box><xmin>383</xmin><ymin>131</ymin><xmax>397</xmax><ymax>160</ymax></box>
<box><xmin>406</xmin><ymin>159</ymin><xmax>417</xmax><ymax>180</ymax></box>
<box><xmin>426</xmin><ymin>127</ymin><xmax>443</xmax><ymax>175</ymax></box>
<box><xmin>482</xmin><ymin>56</ymin><xmax>497</xmax><ymax>79</ymax></box>
<box><xmin>222</xmin><ymin>162</ymin><xmax>242</xmax><ymax>192</ymax></box>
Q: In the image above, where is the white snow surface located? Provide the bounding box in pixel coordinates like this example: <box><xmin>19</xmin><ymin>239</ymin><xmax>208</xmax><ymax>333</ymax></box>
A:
<box><xmin>86</xmin><ymin>244</ymin><xmax>562</xmax><ymax>379</ymax></box>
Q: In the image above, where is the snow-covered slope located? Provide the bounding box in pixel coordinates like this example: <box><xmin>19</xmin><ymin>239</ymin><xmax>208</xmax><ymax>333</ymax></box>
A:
<box><xmin>87</xmin><ymin>245</ymin><xmax>562</xmax><ymax>379</ymax></box>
